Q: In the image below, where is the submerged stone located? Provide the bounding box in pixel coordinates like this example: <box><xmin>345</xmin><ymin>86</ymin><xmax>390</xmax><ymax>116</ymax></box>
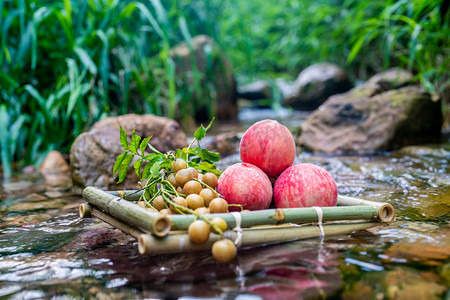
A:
<box><xmin>383</xmin><ymin>228</ymin><xmax>450</xmax><ymax>266</ymax></box>
<box><xmin>341</xmin><ymin>266</ymin><xmax>447</xmax><ymax>300</ymax></box>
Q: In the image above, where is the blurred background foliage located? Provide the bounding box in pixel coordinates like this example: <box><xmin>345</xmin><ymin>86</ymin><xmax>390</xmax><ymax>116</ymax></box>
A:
<box><xmin>0</xmin><ymin>0</ymin><xmax>449</xmax><ymax>177</ymax></box>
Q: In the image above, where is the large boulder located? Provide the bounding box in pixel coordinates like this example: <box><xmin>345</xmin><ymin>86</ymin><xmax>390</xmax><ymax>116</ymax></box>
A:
<box><xmin>284</xmin><ymin>62</ymin><xmax>352</xmax><ymax>110</ymax></box>
<box><xmin>70</xmin><ymin>114</ymin><xmax>188</xmax><ymax>194</ymax></box>
<box><xmin>171</xmin><ymin>35</ymin><xmax>237</xmax><ymax>121</ymax></box>
<box><xmin>299</xmin><ymin>69</ymin><xmax>442</xmax><ymax>153</ymax></box>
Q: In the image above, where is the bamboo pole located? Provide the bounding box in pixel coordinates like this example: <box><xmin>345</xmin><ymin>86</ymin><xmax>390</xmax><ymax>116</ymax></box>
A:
<box><xmin>167</xmin><ymin>205</ymin><xmax>387</xmax><ymax>231</ymax></box>
<box><xmin>80</xmin><ymin>203</ymin><xmax>144</xmax><ymax>239</ymax></box>
<box><xmin>105</xmin><ymin>190</ymin><xmax>395</xmax><ymax>223</ymax></box>
<box><xmin>79</xmin><ymin>203</ymin><xmax>92</xmax><ymax>218</ymax></box>
<box><xmin>82</xmin><ymin>186</ymin><xmax>171</xmax><ymax>237</ymax></box>
<box><xmin>138</xmin><ymin>221</ymin><xmax>379</xmax><ymax>255</ymax></box>
<box><xmin>337</xmin><ymin>195</ymin><xmax>395</xmax><ymax>223</ymax></box>
<box><xmin>102</xmin><ymin>189</ymin><xmax>395</xmax><ymax>229</ymax></box>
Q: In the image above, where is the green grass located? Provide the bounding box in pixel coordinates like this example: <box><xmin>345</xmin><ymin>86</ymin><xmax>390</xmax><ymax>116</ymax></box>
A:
<box><xmin>0</xmin><ymin>0</ymin><xmax>204</xmax><ymax>178</ymax></box>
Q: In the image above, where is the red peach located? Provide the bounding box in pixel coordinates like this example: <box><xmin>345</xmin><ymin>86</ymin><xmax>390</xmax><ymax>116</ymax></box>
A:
<box><xmin>217</xmin><ymin>163</ymin><xmax>272</xmax><ymax>211</ymax></box>
<box><xmin>273</xmin><ymin>163</ymin><xmax>337</xmax><ymax>208</ymax></box>
<box><xmin>240</xmin><ymin>119</ymin><xmax>295</xmax><ymax>178</ymax></box>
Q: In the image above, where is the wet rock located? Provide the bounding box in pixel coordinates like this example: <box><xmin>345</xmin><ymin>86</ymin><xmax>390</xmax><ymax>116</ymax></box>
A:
<box><xmin>171</xmin><ymin>35</ymin><xmax>237</xmax><ymax>121</ymax></box>
<box><xmin>275</xmin><ymin>78</ymin><xmax>295</xmax><ymax>102</ymax></box>
<box><xmin>0</xmin><ymin>214</ymin><xmax>52</xmax><ymax>227</ymax></box>
<box><xmin>396</xmin><ymin>145</ymin><xmax>450</xmax><ymax>158</ymax></box>
<box><xmin>367</xmin><ymin>67</ymin><xmax>413</xmax><ymax>90</ymax></box>
<box><xmin>384</xmin><ymin>267</ymin><xmax>447</xmax><ymax>300</ymax></box>
<box><xmin>70</xmin><ymin>114</ymin><xmax>188</xmax><ymax>194</ymax></box>
<box><xmin>61</xmin><ymin>226</ymin><xmax>119</xmax><ymax>251</ymax></box>
<box><xmin>43</xmin><ymin>172</ymin><xmax>73</xmax><ymax>189</ymax></box>
<box><xmin>342</xmin><ymin>266</ymin><xmax>447</xmax><ymax>300</ymax></box>
<box><xmin>440</xmin><ymin>262</ymin><xmax>450</xmax><ymax>286</ymax></box>
<box><xmin>2</xmin><ymin>180</ymin><xmax>33</xmax><ymax>192</ymax></box>
<box><xmin>22</xmin><ymin>165</ymin><xmax>36</xmax><ymax>174</ymax></box>
<box><xmin>23</xmin><ymin>193</ymin><xmax>48</xmax><ymax>202</ymax></box>
<box><xmin>44</xmin><ymin>191</ymin><xmax>64</xmax><ymax>198</ymax></box>
<box><xmin>238</xmin><ymin>80</ymin><xmax>272</xmax><ymax>100</ymax></box>
<box><xmin>284</xmin><ymin>62</ymin><xmax>352</xmax><ymax>110</ymax></box>
<box><xmin>206</xmin><ymin>132</ymin><xmax>243</xmax><ymax>157</ymax></box>
<box><xmin>39</xmin><ymin>150</ymin><xmax>70</xmax><ymax>175</ymax></box>
<box><xmin>383</xmin><ymin>228</ymin><xmax>450</xmax><ymax>266</ymax></box>
<box><xmin>8</xmin><ymin>199</ymin><xmax>69</xmax><ymax>212</ymax></box>
<box><xmin>299</xmin><ymin>70</ymin><xmax>443</xmax><ymax>153</ymax></box>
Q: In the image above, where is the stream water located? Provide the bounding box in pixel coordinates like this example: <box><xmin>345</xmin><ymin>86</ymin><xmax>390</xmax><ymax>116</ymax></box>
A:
<box><xmin>0</xmin><ymin>109</ymin><xmax>449</xmax><ymax>299</ymax></box>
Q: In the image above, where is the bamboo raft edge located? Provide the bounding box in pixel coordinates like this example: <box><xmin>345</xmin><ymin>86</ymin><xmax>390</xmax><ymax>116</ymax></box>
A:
<box><xmin>80</xmin><ymin>186</ymin><xmax>395</xmax><ymax>256</ymax></box>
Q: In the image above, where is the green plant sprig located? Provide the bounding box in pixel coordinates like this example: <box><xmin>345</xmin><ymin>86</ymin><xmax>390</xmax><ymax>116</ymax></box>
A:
<box><xmin>113</xmin><ymin>119</ymin><xmax>225</xmax><ymax>233</ymax></box>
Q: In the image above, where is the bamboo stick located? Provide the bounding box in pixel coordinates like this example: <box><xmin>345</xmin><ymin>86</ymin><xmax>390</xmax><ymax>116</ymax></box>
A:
<box><xmin>138</xmin><ymin>221</ymin><xmax>379</xmax><ymax>255</ymax></box>
<box><xmin>167</xmin><ymin>205</ymin><xmax>386</xmax><ymax>231</ymax></box>
<box><xmin>337</xmin><ymin>195</ymin><xmax>395</xmax><ymax>223</ymax></box>
<box><xmin>103</xmin><ymin>189</ymin><xmax>395</xmax><ymax>227</ymax></box>
<box><xmin>80</xmin><ymin>203</ymin><xmax>146</xmax><ymax>239</ymax></box>
<box><xmin>106</xmin><ymin>190</ymin><xmax>395</xmax><ymax>223</ymax></box>
<box><xmin>79</xmin><ymin>203</ymin><xmax>92</xmax><ymax>218</ymax></box>
<box><xmin>82</xmin><ymin>186</ymin><xmax>171</xmax><ymax>237</ymax></box>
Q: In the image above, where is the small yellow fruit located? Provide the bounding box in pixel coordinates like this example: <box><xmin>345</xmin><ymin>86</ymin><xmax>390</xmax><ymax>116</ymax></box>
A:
<box><xmin>210</xmin><ymin>217</ymin><xmax>227</xmax><ymax>234</ymax></box>
<box><xmin>186</xmin><ymin>194</ymin><xmax>204</xmax><ymax>210</ymax></box>
<box><xmin>188</xmin><ymin>220</ymin><xmax>210</xmax><ymax>244</ymax></box>
<box><xmin>172</xmin><ymin>158</ymin><xmax>187</xmax><ymax>172</ymax></box>
<box><xmin>152</xmin><ymin>195</ymin><xmax>166</xmax><ymax>211</ymax></box>
<box><xmin>202</xmin><ymin>173</ymin><xmax>218</xmax><ymax>188</ymax></box>
<box><xmin>209</xmin><ymin>198</ymin><xmax>229</xmax><ymax>213</ymax></box>
<box><xmin>212</xmin><ymin>239</ymin><xmax>236</xmax><ymax>263</ymax></box>
<box><xmin>199</xmin><ymin>188</ymin><xmax>215</xmax><ymax>207</ymax></box>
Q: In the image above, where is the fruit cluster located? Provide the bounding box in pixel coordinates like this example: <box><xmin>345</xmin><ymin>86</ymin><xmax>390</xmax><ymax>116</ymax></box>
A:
<box><xmin>218</xmin><ymin>119</ymin><xmax>338</xmax><ymax>210</ymax></box>
<box><xmin>116</xmin><ymin>118</ymin><xmax>338</xmax><ymax>264</ymax></box>
<box><xmin>139</xmin><ymin>158</ymin><xmax>230</xmax><ymax>215</ymax></box>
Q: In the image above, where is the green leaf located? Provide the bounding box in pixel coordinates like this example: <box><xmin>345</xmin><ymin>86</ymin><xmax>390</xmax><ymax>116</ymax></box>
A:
<box><xmin>148</xmin><ymin>143</ymin><xmax>162</xmax><ymax>154</ymax></box>
<box><xmin>139</xmin><ymin>136</ymin><xmax>152</xmax><ymax>155</ymax></box>
<box><xmin>143</xmin><ymin>153</ymin><xmax>157</xmax><ymax>160</ymax></box>
<box><xmin>119</xmin><ymin>125</ymin><xmax>129</xmax><ymax>150</ymax></box>
<box><xmin>117</xmin><ymin>153</ymin><xmax>134</xmax><ymax>183</ymax></box>
<box><xmin>200</xmin><ymin>148</ymin><xmax>220</xmax><ymax>162</ymax></box>
<box><xmin>175</xmin><ymin>148</ymin><xmax>187</xmax><ymax>159</ymax></box>
<box><xmin>129</xmin><ymin>129</ymin><xmax>141</xmax><ymax>154</ymax></box>
<box><xmin>134</xmin><ymin>158</ymin><xmax>143</xmax><ymax>179</ymax></box>
<box><xmin>191</xmin><ymin>161</ymin><xmax>221</xmax><ymax>176</ymax></box>
<box><xmin>113</xmin><ymin>151</ymin><xmax>127</xmax><ymax>178</ymax></box>
<box><xmin>141</xmin><ymin>155</ymin><xmax>164</xmax><ymax>179</ymax></box>
<box><xmin>160</xmin><ymin>159</ymin><xmax>173</xmax><ymax>170</ymax></box>
<box><xmin>190</xmin><ymin>147</ymin><xmax>220</xmax><ymax>163</ymax></box>
<box><xmin>194</xmin><ymin>118</ymin><xmax>215</xmax><ymax>141</ymax></box>
<box><xmin>141</xmin><ymin>162</ymin><xmax>152</xmax><ymax>180</ymax></box>
<box><xmin>150</xmin><ymin>160</ymin><xmax>163</xmax><ymax>177</ymax></box>
<box><xmin>194</xmin><ymin>125</ymin><xmax>206</xmax><ymax>141</ymax></box>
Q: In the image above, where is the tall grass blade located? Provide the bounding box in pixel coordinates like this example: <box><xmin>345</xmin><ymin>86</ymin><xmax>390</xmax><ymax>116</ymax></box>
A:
<box><xmin>0</xmin><ymin>105</ymin><xmax>11</xmax><ymax>178</ymax></box>
<box><xmin>74</xmin><ymin>46</ymin><xmax>98</xmax><ymax>75</ymax></box>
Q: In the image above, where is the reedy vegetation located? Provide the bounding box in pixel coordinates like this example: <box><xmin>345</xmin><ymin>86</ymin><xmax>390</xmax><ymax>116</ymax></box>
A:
<box><xmin>1</xmin><ymin>0</ymin><xmax>448</xmax><ymax>178</ymax></box>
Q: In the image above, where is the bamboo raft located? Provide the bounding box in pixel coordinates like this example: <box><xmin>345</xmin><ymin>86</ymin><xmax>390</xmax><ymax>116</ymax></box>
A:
<box><xmin>80</xmin><ymin>186</ymin><xmax>395</xmax><ymax>256</ymax></box>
